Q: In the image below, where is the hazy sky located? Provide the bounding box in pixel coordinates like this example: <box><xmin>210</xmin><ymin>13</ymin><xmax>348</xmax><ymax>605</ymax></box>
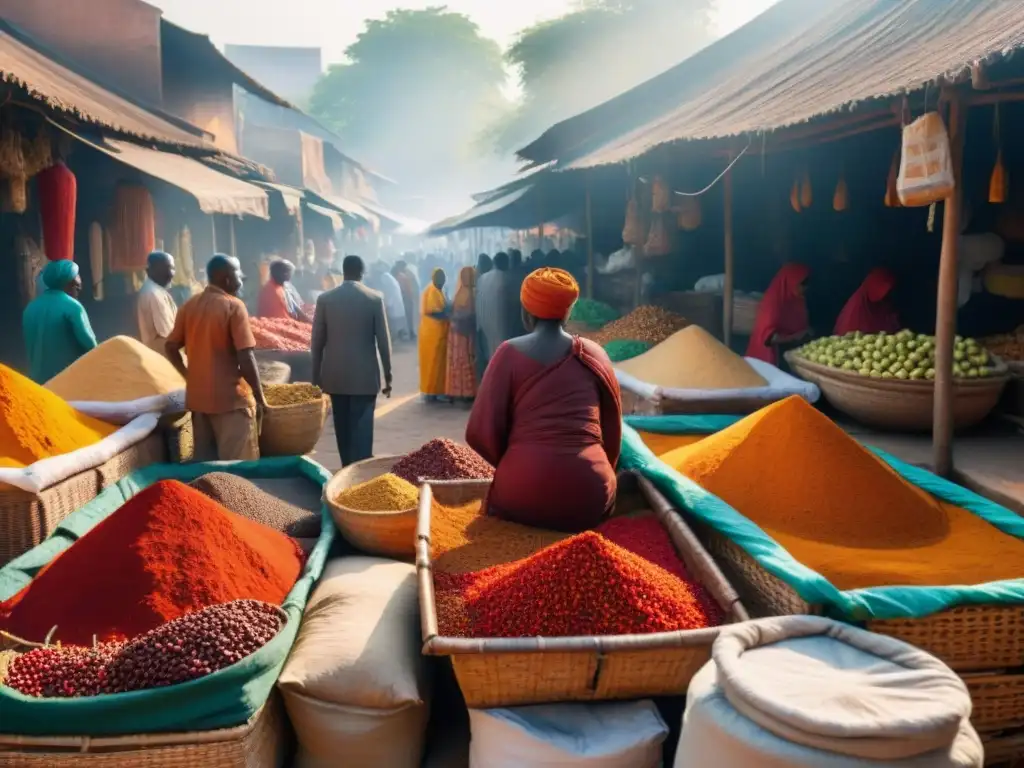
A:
<box><xmin>152</xmin><ymin>0</ymin><xmax>780</xmax><ymax>63</ymax></box>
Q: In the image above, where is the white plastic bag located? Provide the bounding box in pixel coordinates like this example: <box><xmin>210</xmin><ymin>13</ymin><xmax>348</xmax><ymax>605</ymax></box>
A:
<box><xmin>597</xmin><ymin>247</ymin><xmax>636</xmax><ymax>275</ymax></box>
<box><xmin>897</xmin><ymin>112</ymin><xmax>955</xmax><ymax>207</ymax></box>
<box><xmin>469</xmin><ymin>701</ymin><xmax>667</xmax><ymax>768</ymax></box>
<box><xmin>68</xmin><ymin>389</ymin><xmax>186</xmax><ymax>425</ymax></box>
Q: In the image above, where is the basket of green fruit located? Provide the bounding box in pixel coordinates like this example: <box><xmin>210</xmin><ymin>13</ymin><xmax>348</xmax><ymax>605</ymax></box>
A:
<box><xmin>785</xmin><ymin>330</ymin><xmax>1010</xmax><ymax>431</ymax></box>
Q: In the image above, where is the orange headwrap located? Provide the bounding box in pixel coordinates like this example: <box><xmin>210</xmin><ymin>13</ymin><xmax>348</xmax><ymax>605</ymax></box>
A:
<box><xmin>520</xmin><ymin>267</ymin><xmax>580</xmax><ymax>320</ymax></box>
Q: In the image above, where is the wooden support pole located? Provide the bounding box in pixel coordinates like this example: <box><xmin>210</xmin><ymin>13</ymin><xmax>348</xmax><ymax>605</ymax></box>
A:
<box><xmin>211</xmin><ymin>216</ymin><xmax>218</xmax><ymax>254</ymax></box>
<box><xmin>723</xmin><ymin>154</ymin><xmax>736</xmax><ymax>348</ymax></box>
<box><xmin>229</xmin><ymin>216</ymin><xmax>237</xmax><ymax>259</ymax></box>
<box><xmin>585</xmin><ymin>180</ymin><xmax>594</xmax><ymax>299</ymax></box>
<box><xmin>932</xmin><ymin>95</ymin><xmax>967</xmax><ymax>477</ymax></box>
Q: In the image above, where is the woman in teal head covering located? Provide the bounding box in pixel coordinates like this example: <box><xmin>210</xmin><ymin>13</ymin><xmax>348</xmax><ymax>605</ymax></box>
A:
<box><xmin>22</xmin><ymin>260</ymin><xmax>98</xmax><ymax>382</ymax></box>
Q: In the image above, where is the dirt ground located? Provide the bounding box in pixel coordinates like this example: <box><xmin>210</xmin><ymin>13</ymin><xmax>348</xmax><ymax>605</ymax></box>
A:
<box><xmin>311</xmin><ymin>340</ymin><xmax>471</xmax><ymax>472</ymax></box>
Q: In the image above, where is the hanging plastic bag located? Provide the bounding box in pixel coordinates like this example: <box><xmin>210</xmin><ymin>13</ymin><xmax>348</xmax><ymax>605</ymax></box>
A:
<box><xmin>622</xmin><ymin>198</ymin><xmax>643</xmax><ymax>245</ymax></box>
<box><xmin>989</xmin><ymin>105</ymin><xmax>1007</xmax><ymax>204</ymax></box>
<box><xmin>644</xmin><ymin>214</ymin><xmax>672</xmax><ymax>256</ymax></box>
<box><xmin>799</xmin><ymin>171</ymin><xmax>813</xmax><ymax>209</ymax></box>
<box><xmin>833</xmin><ymin>172</ymin><xmax>848</xmax><ymax>212</ymax></box>
<box><xmin>676</xmin><ymin>195</ymin><xmax>701</xmax><ymax>230</ymax></box>
<box><xmin>897</xmin><ymin>112</ymin><xmax>955</xmax><ymax>207</ymax></box>
<box><xmin>790</xmin><ymin>178</ymin><xmax>802</xmax><ymax>213</ymax></box>
<box><xmin>884</xmin><ymin>151</ymin><xmax>901</xmax><ymax>208</ymax></box>
<box><xmin>651</xmin><ymin>176</ymin><xmax>671</xmax><ymax>213</ymax></box>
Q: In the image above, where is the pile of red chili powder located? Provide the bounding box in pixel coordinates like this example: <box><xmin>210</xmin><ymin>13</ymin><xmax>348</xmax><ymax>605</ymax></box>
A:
<box><xmin>0</xmin><ymin>480</ymin><xmax>303</xmax><ymax>645</ymax></box>
<box><xmin>435</xmin><ymin>515</ymin><xmax>722</xmax><ymax>638</ymax></box>
<box><xmin>391</xmin><ymin>438</ymin><xmax>493</xmax><ymax>485</ymax></box>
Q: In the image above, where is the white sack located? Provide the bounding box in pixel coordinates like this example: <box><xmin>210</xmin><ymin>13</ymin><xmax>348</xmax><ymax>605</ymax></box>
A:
<box><xmin>0</xmin><ymin>413</ymin><xmax>160</xmax><ymax>493</ymax></box>
<box><xmin>69</xmin><ymin>389</ymin><xmax>186</xmax><ymax>425</ymax></box>
<box><xmin>469</xmin><ymin>701</ymin><xmax>667</xmax><ymax>768</ymax></box>
<box><xmin>617</xmin><ymin>356</ymin><xmax>820</xmax><ymax>404</ymax></box>
<box><xmin>675</xmin><ymin>616</ymin><xmax>983</xmax><ymax>768</ymax></box>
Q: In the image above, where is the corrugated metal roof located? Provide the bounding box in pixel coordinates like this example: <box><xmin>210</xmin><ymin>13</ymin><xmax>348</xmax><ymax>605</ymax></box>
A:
<box><xmin>0</xmin><ymin>22</ymin><xmax>211</xmax><ymax>149</ymax></box>
<box><xmin>519</xmin><ymin>0</ymin><xmax>1024</xmax><ymax>170</ymax></box>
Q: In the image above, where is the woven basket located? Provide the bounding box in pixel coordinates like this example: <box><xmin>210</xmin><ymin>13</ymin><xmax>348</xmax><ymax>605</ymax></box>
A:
<box><xmin>786</xmin><ymin>352</ymin><xmax>1010</xmax><ymax>431</ymax></box>
<box><xmin>685</xmin><ymin>518</ymin><xmax>1024</xmax><ymax>738</ymax></box>
<box><xmin>324</xmin><ymin>455</ymin><xmax>416</xmax><ymax>559</ymax></box>
<box><xmin>258</xmin><ymin>395</ymin><xmax>329</xmax><ymax>458</ymax></box>
<box><xmin>417</xmin><ymin>474</ymin><xmax>749</xmax><ymax>708</ymax></box>
<box><xmin>0</xmin><ymin>694</ymin><xmax>289</xmax><ymax>767</ymax></box>
<box><xmin>0</xmin><ymin>431</ymin><xmax>166</xmax><ymax>567</ymax></box>
<box><xmin>159</xmin><ymin>412</ymin><xmax>193</xmax><ymax>464</ymax></box>
<box><xmin>982</xmin><ymin>730</ymin><xmax>1024</xmax><ymax>766</ymax></box>
<box><xmin>731</xmin><ymin>294</ymin><xmax>760</xmax><ymax>336</ymax></box>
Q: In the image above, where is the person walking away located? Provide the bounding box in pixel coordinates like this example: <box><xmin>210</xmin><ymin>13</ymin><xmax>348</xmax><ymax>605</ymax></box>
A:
<box><xmin>373</xmin><ymin>262</ymin><xmax>408</xmax><ymax>342</ymax></box>
<box><xmin>24</xmin><ymin>260</ymin><xmax>98</xmax><ymax>383</ymax></box>
<box><xmin>466</xmin><ymin>268</ymin><xmax>622</xmax><ymax>532</ymax></box>
<box><xmin>137</xmin><ymin>251</ymin><xmax>178</xmax><ymax>356</ymax></box>
<box><xmin>476</xmin><ymin>252</ymin><xmax>513</xmax><ymax>367</ymax></box>
<box><xmin>311</xmin><ymin>256</ymin><xmax>393</xmax><ymax>467</ymax></box>
<box><xmin>258</xmin><ymin>260</ymin><xmax>310</xmax><ymax>322</ymax></box>
<box><xmin>446</xmin><ymin>266</ymin><xmax>477</xmax><ymax>401</ymax></box>
<box><xmin>746</xmin><ymin>262</ymin><xmax>812</xmax><ymax>366</ymax></box>
<box><xmin>474</xmin><ymin>254</ymin><xmax>493</xmax><ymax>382</ymax></box>
<box><xmin>419</xmin><ymin>268</ymin><xmax>450</xmax><ymax>401</ymax></box>
<box><xmin>834</xmin><ymin>268</ymin><xmax>900</xmax><ymax>336</ymax></box>
<box><xmin>166</xmin><ymin>255</ymin><xmax>266</xmax><ymax>461</ymax></box>
<box><xmin>392</xmin><ymin>260</ymin><xmax>420</xmax><ymax>340</ymax></box>
<box><xmin>507</xmin><ymin>250</ymin><xmax>528</xmax><ymax>337</ymax></box>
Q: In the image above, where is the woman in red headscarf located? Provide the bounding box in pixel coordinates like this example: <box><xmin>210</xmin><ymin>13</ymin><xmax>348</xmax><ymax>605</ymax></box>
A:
<box><xmin>466</xmin><ymin>268</ymin><xmax>622</xmax><ymax>532</ymax></box>
<box><xmin>834</xmin><ymin>268</ymin><xmax>900</xmax><ymax>336</ymax></box>
<box><xmin>746</xmin><ymin>263</ymin><xmax>812</xmax><ymax>365</ymax></box>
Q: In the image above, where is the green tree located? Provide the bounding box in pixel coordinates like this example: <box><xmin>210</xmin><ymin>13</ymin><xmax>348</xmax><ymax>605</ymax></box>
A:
<box><xmin>309</xmin><ymin>8</ymin><xmax>510</xmax><ymax>212</ymax></box>
<box><xmin>493</xmin><ymin>0</ymin><xmax>714</xmax><ymax>153</ymax></box>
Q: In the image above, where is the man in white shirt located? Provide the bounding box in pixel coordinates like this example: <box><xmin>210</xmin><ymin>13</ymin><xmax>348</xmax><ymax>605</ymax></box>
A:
<box><xmin>137</xmin><ymin>251</ymin><xmax>178</xmax><ymax>356</ymax></box>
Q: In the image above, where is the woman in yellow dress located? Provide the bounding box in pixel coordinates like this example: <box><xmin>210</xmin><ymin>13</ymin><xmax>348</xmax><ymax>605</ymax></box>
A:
<box><xmin>419</xmin><ymin>268</ymin><xmax>450</xmax><ymax>400</ymax></box>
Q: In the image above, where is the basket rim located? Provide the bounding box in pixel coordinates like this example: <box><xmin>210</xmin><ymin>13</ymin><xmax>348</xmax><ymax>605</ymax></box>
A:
<box><xmin>262</xmin><ymin>392</ymin><xmax>329</xmax><ymax>414</ymax></box>
<box><xmin>785</xmin><ymin>350</ymin><xmax>1011</xmax><ymax>390</ymax></box>
<box><xmin>324</xmin><ymin>455</ymin><xmax>418</xmax><ymax>519</ymax></box>
<box><xmin>416</xmin><ymin>474</ymin><xmax>747</xmax><ymax>657</ymax></box>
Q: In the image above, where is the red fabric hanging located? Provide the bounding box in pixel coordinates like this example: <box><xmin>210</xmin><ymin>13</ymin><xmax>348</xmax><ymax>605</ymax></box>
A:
<box><xmin>37</xmin><ymin>162</ymin><xmax>77</xmax><ymax>262</ymax></box>
<box><xmin>109</xmin><ymin>185</ymin><xmax>155</xmax><ymax>273</ymax></box>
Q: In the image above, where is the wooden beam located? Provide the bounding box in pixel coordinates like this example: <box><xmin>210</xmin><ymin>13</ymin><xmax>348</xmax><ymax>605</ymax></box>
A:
<box><xmin>723</xmin><ymin>153</ymin><xmax>735</xmax><ymax>348</ymax></box>
<box><xmin>932</xmin><ymin>95</ymin><xmax>967</xmax><ymax>477</ymax></box>
<box><xmin>585</xmin><ymin>179</ymin><xmax>594</xmax><ymax>299</ymax></box>
<box><xmin>964</xmin><ymin>89</ymin><xmax>1024</xmax><ymax>107</ymax></box>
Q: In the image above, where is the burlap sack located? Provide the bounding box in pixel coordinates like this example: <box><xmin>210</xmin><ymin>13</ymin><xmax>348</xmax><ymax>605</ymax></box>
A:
<box><xmin>277</xmin><ymin>557</ymin><xmax>431</xmax><ymax>768</ymax></box>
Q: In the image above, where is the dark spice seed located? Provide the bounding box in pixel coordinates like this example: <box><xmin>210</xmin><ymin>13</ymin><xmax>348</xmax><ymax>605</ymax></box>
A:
<box><xmin>190</xmin><ymin>473</ymin><xmax>320</xmax><ymax>538</ymax></box>
<box><xmin>391</xmin><ymin>439</ymin><xmax>493</xmax><ymax>485</ymax></box>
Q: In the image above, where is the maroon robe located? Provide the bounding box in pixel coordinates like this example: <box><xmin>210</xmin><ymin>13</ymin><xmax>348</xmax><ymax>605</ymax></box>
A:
<box><xmin>466</xmin><ymin>336</ymin><xmax>622</xmax><ymax>532</ymax></box>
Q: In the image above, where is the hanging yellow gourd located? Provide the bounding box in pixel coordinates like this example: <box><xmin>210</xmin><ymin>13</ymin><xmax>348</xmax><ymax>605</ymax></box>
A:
<box><xmin>990</xmin><ymin>104</ymin><xmax>1008</xmax><ymax>204</ymax></box>
<box><xmin>622</xmin><ymin>197</ymin><xmax>643</xmax><ymax>245</ymax></box>
<box><xmin>833</xmin><ymin>172</ymin><xmax>849</xmax><ymax>212</ymax></box>
<box><xmin>799</xmin><ymin>171</ymin><xmax>813</xmax><ymax>208</ymax></box>
<box><xmin>790</xmin><ymin>178</ymin><xmax>802</xmax><ymax>213</ymax></box>
<box><xmin>676</xmin><ymin>195</ymin><xmax>701</xmax><ymax>230</ymax></box>
<box><xmin>884</xmin><ymin>151</ymin><xmax>901</xmax><ymax>208</ymax></box>
<box><xmin>651</xmin><ymin>176</ymin><xmax>671</xmax><ymax>213</ymax></box>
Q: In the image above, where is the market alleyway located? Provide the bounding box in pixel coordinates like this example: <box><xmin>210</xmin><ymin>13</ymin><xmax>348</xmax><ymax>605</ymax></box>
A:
<box><xmin>312</xmin><ymin>340</ymin><xmax>471</xmax><ymax>472</ymax></box>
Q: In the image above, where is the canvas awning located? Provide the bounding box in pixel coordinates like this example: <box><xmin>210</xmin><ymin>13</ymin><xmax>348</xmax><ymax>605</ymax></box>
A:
<box><xmin>99</xmin><ymin>139</ymin><xmax>270</xmax><ymax>219</ymax></box>
<box><xmin>305</xmin><ymin>202</ymin><xmax>344</xmax><ymax>231</ymax></box>
<box><xmin>254</xmin><ymin>182</ymin><xmax>303</xmax><ymax>215</ymax></box>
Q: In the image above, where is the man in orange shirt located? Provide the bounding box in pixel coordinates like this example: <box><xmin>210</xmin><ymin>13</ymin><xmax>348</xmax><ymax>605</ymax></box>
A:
<box><xmin>257</xmin><ymin>259</ymin><xmax>310</xmax><ymax>322</ymax></box>
<box><xmin>166</xmin><ymin>255</ymin><xmax>267</xmax><ymax>461</ymax></box>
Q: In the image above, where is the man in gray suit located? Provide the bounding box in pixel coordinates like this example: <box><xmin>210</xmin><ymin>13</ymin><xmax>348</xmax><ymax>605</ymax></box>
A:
<box><xmin>311</xmin><ymin>255</ymin><xmax>393</xmax><ymax>466</ymax></box>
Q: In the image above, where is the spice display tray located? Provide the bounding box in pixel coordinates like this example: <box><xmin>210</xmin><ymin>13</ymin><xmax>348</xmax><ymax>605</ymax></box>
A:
<box><xmin>786</xmin><ymin>351</ymin><xmax>1010</xmax><ymax>431</ymax></box>
<box><xmin>416</xmin><ymin>474</ymin><xmax>749</xmax><ymax>708</ymax></box>
<box><xmin>0</xmin><ymin>431</ymin><xmax>166</xmax><ymax>566</ymax></box>
<box><xmin>0</xmin><ymin>694</ymin><xmax>289</xmax><ymax>768</ymax></box>
<box><xmin>325</xmin><ymin>455</ymin><xmax>416</xmax><ymax>559</ymax></box>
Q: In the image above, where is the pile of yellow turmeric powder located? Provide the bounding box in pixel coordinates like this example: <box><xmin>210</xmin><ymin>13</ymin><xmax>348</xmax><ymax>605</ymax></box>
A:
<box><xmin>0</xmin><ymin>365</ymin><xmax>116</xmax><ymax>469</ymax></box>
<box><xmin>662</xmin><ymin>396</ymin><xmax>1024</xmax><ymax>590</ymax></box>
<box><xmin>636</xmin><ymin>431</ymin><xmax>706</xmax><ymax>457</ymax></box>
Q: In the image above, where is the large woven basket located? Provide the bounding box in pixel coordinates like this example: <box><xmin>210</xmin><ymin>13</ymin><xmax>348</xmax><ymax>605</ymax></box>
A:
<box><xmin>159</xmin><ymin>412</ymin><xmax>193</xmax><ymax>464</ymax></box>
<box><xmin>417</xmin><ymin>474</ymin><xmax>749</xmax><ymax>708</ymax></box>
<box><xmin>258</xmin><ymin>395</ymin><xmax>329</xmax><ymax>457</ymax></box>
<box><xmin>0</xmin><ymin>431</ymin><xmax>166</xmax><ymax>567</ymax></box>
<box><xmin>324</xmin><ymin>455</ymin><xmax>416</xmax><ymax>559</ymax></box>
<box><xmin>0</xmin><ymin>693</ymin><xmax>289</xmax><ymax>768</ymax></box>
<box><xmin>786</xmin><ymin>351</ymin><xmax>1010</xmax><ymax>431</ymax></box>
<box><xmin>731</xmin><ymin>293</ymin><xmax>760</xmax><ymax>336</ymax></box>
<box><xmin>687</xmin><ymin>517</ymin><xmax>1024</xmax><ymax>738</ymax></box>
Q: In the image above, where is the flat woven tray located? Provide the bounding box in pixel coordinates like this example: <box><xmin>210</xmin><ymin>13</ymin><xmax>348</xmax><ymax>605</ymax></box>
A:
<box><xmin>416</xmin><ymin>474</ymin><xmax>749</xmax><ymax>708</ymax></box>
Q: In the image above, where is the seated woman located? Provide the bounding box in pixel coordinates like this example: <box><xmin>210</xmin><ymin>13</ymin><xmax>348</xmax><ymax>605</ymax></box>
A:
<box><xmin>746</xmin><ymin>262</ymin><xmax>811</xmax><ymax>365</ymax></box>
<box><xmin>258</xmin><ymin>259</ymin><xmax>310</xmax><ymax>322</ymax></box>
<box><xmin>466</xmin><ymin>268</ymin><xmax>622</xmax><ymax>532</ymax></box>
<box><xmin>834</xmin><ymin>267</ymin><xmax>900</xmax><ymax>336</ymax></box>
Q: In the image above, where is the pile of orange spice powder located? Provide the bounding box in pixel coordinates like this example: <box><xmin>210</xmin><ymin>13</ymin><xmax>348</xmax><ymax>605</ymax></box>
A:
<box><xmin>431</xmin><ymin>503</ymin><xmax>721</xmax><ymax>638</ymax></box>
<box><xmin>0</xmin><ymin>480</ymin><xmax>303</xmax><ymax>645</ymax></box>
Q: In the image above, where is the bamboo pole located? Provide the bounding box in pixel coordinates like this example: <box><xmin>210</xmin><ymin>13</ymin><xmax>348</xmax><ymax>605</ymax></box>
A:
<box><xmin>211</xmin><ymin>216</ymin><xmax>218</xmax><ymax>254</ymax></box>
<box><xmin>585</xmin><ymin>179</ymin><xmax>594</xmax><ymax>299</ymax></box>
<box><xmin>229</xmin><ymin>217</ymin><xmax>237</xmax><ymax>259</ymax></box>
<box><xmin>723</xmin><ymin>153</ymin><xmax>735</xmax><ymax>348</ymax></box>
<box><xmin>932</xmin><ymin>95</ymin><xmax>967</xmax><ymax>477</ymax></box>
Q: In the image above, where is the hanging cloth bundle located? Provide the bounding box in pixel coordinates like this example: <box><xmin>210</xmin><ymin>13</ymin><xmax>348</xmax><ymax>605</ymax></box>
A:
<box><xmin>37</xmin><ymin>161</ymin><xmax>77</xmax><ymax>262</ymax></box>
<box><xmin>989</xmin><ymin>104</ymin><xmax>1008</xmax><ymax>204</ymax></box>
<box><xmin>789</xmin><ymin>176</ymin><xmax>802</xmax><ymax>213</ymax></box>
<box><xmin>644</xmin><ymin>213</ymin><xmax>672</xmax><ymax>256</ymax></box>
<box><xmin>676</xmin><ymin>195</ymin><xmax>702</xmax><ymax>230</ymax></box>
<box><xmin>651</xmin><ymin>176</ymin><xmax>671</xmax><ymax>213</ymax></box>
<box><xmin>833</xmin><ymin>169</ymin><xmax>848</xmax><ymax>212</ymax></box>
<box><xmin>799</xmin><ymin>170</ymin><xmax>813</xmax><ymax>209</ymax></box>
<box><xmin>109</xmin><ymin>184</ymin><xmax>156</xmax><ymax>273</ymax></box>
<box><xmin>622</xmin><ymin>197</ymin><xmax>643</xmax><ymax>245</ymax></box>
